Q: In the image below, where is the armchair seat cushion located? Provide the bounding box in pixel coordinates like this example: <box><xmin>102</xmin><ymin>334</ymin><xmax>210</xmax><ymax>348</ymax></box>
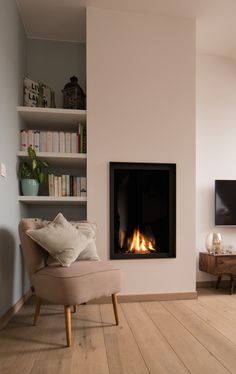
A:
<box><xmin>32</xmin><ymin>261</ymin><xmax>121</xmax><ymax>305</ymax></box>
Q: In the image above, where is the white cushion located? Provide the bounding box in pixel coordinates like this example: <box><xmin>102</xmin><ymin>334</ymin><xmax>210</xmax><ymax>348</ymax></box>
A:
<box><xmin>27</xmin><ymin>213</ymin><xmax>89</xmax><ymax>267</ymax></box>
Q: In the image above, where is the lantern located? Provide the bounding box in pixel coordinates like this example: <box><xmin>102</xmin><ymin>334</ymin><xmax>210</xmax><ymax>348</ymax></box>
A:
<box><xmin>62</xmin><ymin>76</ymin><xmax>86</xmax><ymax>110</ymax></box>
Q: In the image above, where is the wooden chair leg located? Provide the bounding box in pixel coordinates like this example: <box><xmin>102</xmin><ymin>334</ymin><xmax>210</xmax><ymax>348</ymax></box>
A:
<box><xmin>64</xmin><ymin>305</ymin><xmax>72</xmax><ymax>347</ymax></box>
<box><xmin>73</xmin><ymin>305</ymin><xmax>78</xmax><ymax>313</ymax></box>
<box><xmin>33</xmin><ymin>297</ymin><xmax>41</xmax><ymax>326</ymax></box>
<box><xmin>111</xmin><ymin>294</ymin><xmax>119</xmax><ymax>325</ymax></box>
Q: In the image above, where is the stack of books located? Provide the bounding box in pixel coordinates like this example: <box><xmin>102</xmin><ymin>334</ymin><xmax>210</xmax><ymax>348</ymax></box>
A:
<box><xmin>20</xmin><ymin>124</ymin><xmax>86</xmax><ymax>154</ymax></box>
<box><xmin>48</xmin><ymin>175</ymin><xmax>87</xmax><ymax>197</ymax></box>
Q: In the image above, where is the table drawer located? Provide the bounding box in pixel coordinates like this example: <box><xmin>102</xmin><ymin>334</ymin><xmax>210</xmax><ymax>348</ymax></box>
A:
<box><xmin>215</xmin><ymin>257</ymin><xmax>236</xmax><ymax>274</ymax></box>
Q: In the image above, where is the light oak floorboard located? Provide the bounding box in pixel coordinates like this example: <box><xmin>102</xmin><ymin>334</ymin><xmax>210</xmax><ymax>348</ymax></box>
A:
<box><xmin>1</xmin><ymin>291</ymin><xmax>236</xmax><ymax>373</ymax></box>
<box><xmin>142</xmin><ymin>301</ymin><xmax>229</xmax><ymax>374</ymax></box>
<box><xmin>70</xmin><ymin>304</ymin><xmax>109</xmax><ymax>374</ymax></box>
<box><xmin>182</xmin><ymin>298</ymin><xmax>236</xmax><ymax>345</ymax></box>
<box><xmin>191</xmin><ymin>294</ymin><xmax>236</xmax><ymax>324</ymax></box>
<box><xmin>100</xmin><ymin>303</ymin><xmax>149</xmax><ymax>374</ymax></box>
<box><xmin>162</xmin><ymin>300</ymin><xmax>236</xmax><ymax>373</ymax></box>
<box><xmin>122</xmin><ymin>303</ymin><xmax>189</xmax><ymax>374</ymax></box>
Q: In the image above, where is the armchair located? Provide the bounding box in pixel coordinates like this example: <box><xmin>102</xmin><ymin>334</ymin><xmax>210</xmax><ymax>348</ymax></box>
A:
<box><xmin>19</xmin><ymin>218</ymin><xmax>121</xmax><ymax>347</ymax></box>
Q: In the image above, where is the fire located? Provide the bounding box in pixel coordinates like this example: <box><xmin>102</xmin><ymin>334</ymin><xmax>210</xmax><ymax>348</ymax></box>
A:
<box><xmin>128</xmin><ymin>229</ymin><xmax>156</xmax><ymax>254</ymax></box>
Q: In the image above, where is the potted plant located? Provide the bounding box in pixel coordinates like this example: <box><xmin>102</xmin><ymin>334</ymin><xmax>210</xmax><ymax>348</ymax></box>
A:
<box><xmin>19</xmin><ymin>146</ymin><xmax>49</xmax><ymax>196</ymax></box>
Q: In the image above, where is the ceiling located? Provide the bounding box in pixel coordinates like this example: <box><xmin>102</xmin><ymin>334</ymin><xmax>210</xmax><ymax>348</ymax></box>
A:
<box><xmin>16</xmin><ymin>0</ymin><xmax>236</xmax><ymax>61</ymax></box>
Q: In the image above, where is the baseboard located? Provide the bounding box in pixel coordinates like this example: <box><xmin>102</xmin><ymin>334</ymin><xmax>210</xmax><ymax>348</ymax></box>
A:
<box><xmin>89</xmin><ymin>291</ymin><xmax>198</xmax><ymax>304</ymax></box>
<box><xmin>0</xmin><ymin>290</ymin><xmax>31</xmax><ymax>330</ymax></box>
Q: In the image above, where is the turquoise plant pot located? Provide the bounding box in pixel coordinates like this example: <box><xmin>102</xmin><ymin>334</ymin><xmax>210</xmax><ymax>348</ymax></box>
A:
<box><xmin>21</xmin><ymin>179</ymin><xmax>39</xmax><ymax>196</ymax></box>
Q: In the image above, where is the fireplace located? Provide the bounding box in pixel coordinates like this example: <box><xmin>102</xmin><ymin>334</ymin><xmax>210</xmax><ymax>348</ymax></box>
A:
<box><xmin>110</xmin><ymin>162</ymin><xmax>176</xmax><ymax>259</ymax></box>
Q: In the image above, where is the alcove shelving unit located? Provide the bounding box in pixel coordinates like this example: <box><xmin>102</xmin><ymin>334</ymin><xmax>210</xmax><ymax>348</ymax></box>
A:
<box><xmin>17</xmin><ymin>106</ymin><xmax>87</xmax><ymax>208</ymax></box>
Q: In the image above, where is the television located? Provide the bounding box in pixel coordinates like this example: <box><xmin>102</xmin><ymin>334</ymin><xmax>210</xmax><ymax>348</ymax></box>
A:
<box><xmin>215</xmin><ymin>180</ymin><xmax>236</xmax><ymax>225</ymax></box>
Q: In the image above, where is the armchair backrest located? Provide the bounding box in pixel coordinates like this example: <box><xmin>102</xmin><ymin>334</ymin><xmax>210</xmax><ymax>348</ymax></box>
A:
<box><xmin>18</xmin><ymin>218</ymin><xmax>48</xmax><ymax>281</ymax></box>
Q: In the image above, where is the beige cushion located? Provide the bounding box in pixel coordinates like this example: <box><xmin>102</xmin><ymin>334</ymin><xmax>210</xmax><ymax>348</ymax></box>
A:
<box><xmin>72</xmin><ymin>222</ymin><xmax>100</xmax><ymax>261</ymax></box>
<box><xmin>27</xmin><ymin>213</ymin><xmax>89</xmax><ymax>267</ymax></box>
<box><xmin>47</xmin><ymin>220</ymin><xmax>100</xmax><ymax>265</ymax></box>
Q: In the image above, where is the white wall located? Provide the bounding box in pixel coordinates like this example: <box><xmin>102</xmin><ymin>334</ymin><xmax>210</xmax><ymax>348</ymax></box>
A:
<box><xmin>27</xmin><ymin>39</ymin><xmax>86</xmax><ymax>109</ymax></box>
<box><xmin>87</xmin><ymin>8</ymin><xmax>196</xmax><ymax>294</ymax></box>
<box><xmin>0</xmin><ymin>0</ymin><xmax>27</xmax><ymax>317</ymax></box>
<box><xmin>197</xmin><ymin>54</ymin><xmax>236</xmax><ymax>281</ymax></box>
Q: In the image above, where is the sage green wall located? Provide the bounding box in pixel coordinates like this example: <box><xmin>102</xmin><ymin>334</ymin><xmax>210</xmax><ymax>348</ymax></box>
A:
<box><xmin>27</xmin><ymin>39</ymin><xmax>86</xmax><ymax>109</ymax></box>
<box><xmin>0</xmin><ymin>0</ymin><xmax>27</xmax><ymax>318</ymax></box>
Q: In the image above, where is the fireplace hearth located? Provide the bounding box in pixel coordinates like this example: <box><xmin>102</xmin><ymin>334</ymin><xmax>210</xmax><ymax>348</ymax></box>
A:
<box><xmin>110</xmin><ymin>162</ymin><xmax>176</xmax><ymax>259</ymax></box>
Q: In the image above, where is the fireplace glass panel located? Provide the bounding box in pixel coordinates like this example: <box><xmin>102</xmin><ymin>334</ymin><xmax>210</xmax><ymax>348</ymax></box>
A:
<box><xmin>110</xmin><ymin>162</ymin><xmax>176</xmax><ymax>259</ymax></box>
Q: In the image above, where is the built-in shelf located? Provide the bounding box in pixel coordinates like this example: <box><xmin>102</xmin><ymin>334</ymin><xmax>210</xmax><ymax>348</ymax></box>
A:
<box><xmin>17</xmin><ymin>106</ymin><xmax>86</xmax><ymax>128</ymax></box>
<box><xmin>18</xmin><ymin>196</ymin><xmax>87</xmax><ymax>205</ymax></box>
<box><xmin>17</xmin><ymin>151</ymin><xmax>87</xmax><ymax>167</ymax></box>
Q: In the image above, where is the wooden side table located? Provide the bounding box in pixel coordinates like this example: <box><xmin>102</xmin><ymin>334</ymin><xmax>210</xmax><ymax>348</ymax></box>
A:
<box><xmin>199</xmin><ymin>252</ymin><xmax>236</xmax><ymax>294</ymax></box>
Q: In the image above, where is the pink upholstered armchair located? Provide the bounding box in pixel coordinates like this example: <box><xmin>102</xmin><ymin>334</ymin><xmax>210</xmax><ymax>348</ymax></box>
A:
<box><xmin>19</xmin><ymin>218</ymin><xmax>121</xmax><ymax>347</ymax></box>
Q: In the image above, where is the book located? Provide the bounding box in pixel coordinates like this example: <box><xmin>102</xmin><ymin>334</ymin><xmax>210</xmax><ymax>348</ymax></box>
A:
<box><xmin>71</xmin><ymin>133</ymin><xmax>77</xmax><ymax>153</ymax></box>
<box><xmin>73</xmin><ymin>176</ymin><xmax>77</xmax><ymax>196</ymax></box>
<box><xmin>80</xmin><ymin>177</ymin><xmax>87</xmax><ymax>197</ymax></box>
<box><xmin>20</xmin><ymin>129</ymin><xmax>28</xmax><ymax>151</ymax></box>
<box><xmin>61</xmin><ymin>175</ymin><xmax>66</xmax><ymax>196</ymax></box>
<box><xmin>65</xmin><ymin>133</ymin><xmax>71</xmax><ymax>153</ymax></box>
<box><xmin>52</xmin><ymin>132</ymin><xmax>59</xmax><ymax>153</ymax></box>
<box><xmin>46</xmin><ymin>131</ymin><xmax>53</xmax><ymax>152</ymax></box>
<box><xmin>48</xmin><ymin>174</ymin><xmax>54</xmax><ymax>196</ymax></box>
<box><xmin>54</xmin><ymin>176</ymin><xmax>59</xmax><ymax>197</ymax></box>
<box><xmin>28</xmin><ymin>130</ymin><xmax>34</xmax><ymax>149</ymax></box>
<box><xmin>39</xmin><ymin>131</ymin><xmax>46</xmax><ymax>152</ymax></box>
<box><xmin>77</xmin><ymin>125</ymin><xmax>80</xmax><ymax>153</ymax></box>
<box><xmin>66</xmin><ymin>175</ymin><xmax>70</xmax><ymax>196</ymax></box>
<box><xmin>34</xmin><ymin>130</ymin><xmax>40</xmax><ymax>152</ymax></box>
<box><xmin>58</xmin><ymin>176</ymin><xmax>62</xmax><ymax>197</ymax></box>
<box><xmin>82</xmin><ymin>126</ymin><xmax>87</xmax><ymax>153</ymax></box>
<box><xmin>70</xmin><ymin>175</ymin><xmax>73</xmax><ymax>196</ymax></box>
<box><xmin>76</xmin><ymin>177</ymin><xmax>81</xmax><ymax>196</ymax></box>
<box><xmin>78</xmin><ymin>124</ymin><xmax>83</xmax><ymax>153</ymax></box>
<box><xmin>59</xmin><ymin>132</ymin><xmax>65</xmax><ymax>153</ymax></box>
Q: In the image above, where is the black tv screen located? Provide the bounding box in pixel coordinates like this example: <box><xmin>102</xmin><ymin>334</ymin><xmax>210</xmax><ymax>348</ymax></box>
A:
<box><xmin>215</xmin><ymin>180</ymin><xmax>236</xmax><ymax>225</ymax></box>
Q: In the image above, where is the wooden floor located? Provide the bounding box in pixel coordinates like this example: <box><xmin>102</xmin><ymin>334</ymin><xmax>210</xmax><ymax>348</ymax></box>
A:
<box><xmin>1</xmin><ymin>289</ymin><xmax>236</xmax><ymax>374</ymax></box>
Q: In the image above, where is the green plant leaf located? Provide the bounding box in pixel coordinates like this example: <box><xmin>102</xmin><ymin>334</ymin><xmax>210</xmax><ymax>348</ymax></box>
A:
<box><xmin>39</xmin><ymin>172</ymin><xmax>44</xmax><ymax>184</ymax></box>
<box><xmin>28</xmin><ymin>146</ymin><xmax>36</xmax><ymax>160</ymax></box>
<box><xmin>32</xmin><ymin>159</ymin><xmax>37</xmax><ymax>170</ymax></box>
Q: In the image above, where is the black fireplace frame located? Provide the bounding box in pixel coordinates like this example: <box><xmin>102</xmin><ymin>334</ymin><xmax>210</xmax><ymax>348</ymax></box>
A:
<box><xmin>109</xmin><ymin>162</ymin><xmax>176</xmax><ymax>260</ymax></box>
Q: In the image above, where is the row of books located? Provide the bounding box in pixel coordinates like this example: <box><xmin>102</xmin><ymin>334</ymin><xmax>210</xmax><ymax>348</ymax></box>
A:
<box><xmin>48</xmin><ymin>174</ymin><xmax>87</xmax><ymax>197</ymax></box>
<box><xmin>20</xmin><ymin>124</ymin><xmax>86</xmax><ymax>154</ymax></box>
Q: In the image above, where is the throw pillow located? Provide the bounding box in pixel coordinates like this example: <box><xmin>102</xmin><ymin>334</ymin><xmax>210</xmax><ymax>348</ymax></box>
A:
<box><xmin>27</xmin><ymin>213</ymin><xmax>89</xmax><ymax>267</ymax></box>
<box><xmin>71</xmin><ymin>222</ymin><xmax>100</xmax><ymax>261</ymax></box>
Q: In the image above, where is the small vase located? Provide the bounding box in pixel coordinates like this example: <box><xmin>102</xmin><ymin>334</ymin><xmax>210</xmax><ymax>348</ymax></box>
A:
<box><xmin>21</xmin><ymin>179</ymin><xmax>39</xmax><ymax>196</ymax></box>
<box><xmin>205</xmin><ymin>232</ymin><xmax>223</xmax><ymax>254</ymax></box>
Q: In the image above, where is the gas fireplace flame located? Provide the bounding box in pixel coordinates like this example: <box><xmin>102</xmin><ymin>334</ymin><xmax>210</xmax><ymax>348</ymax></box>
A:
<box><xmin>128</xmin><ymin>229</ymin><xmax>156</xmax><ymax>254</ymax></box>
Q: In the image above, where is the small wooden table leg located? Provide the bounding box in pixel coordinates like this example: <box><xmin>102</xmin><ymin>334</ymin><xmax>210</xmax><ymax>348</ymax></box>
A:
<box><xmin>230</xmin><ymin>276</ymin><xmax>235</xmax><ymax>295</ymax></box>
<box><xmin>216</xmin><ymin>275</ymin><xmax>222</xmax><ymax>289</ymax></box>
<box><xmin>73</xmin><ymin>305</ymin><xmax>78</xmax><ymax>313</ymax></box>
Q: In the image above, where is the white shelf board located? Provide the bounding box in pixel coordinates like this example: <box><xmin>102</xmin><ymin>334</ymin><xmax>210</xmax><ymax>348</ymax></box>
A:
<box><xmin>17</xmin><ymin>151</ymin><xmax>86</xmax><ymax>167</ymax></box>
<box><xmin>18</xmin><ymin>196</ymin><xmax>87</xmax><ymax>205</ymax></box>
<box><xmin>17</xmin><ymin>106</ymin><xmax>86</xmax><ymax>128</ymax></box>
